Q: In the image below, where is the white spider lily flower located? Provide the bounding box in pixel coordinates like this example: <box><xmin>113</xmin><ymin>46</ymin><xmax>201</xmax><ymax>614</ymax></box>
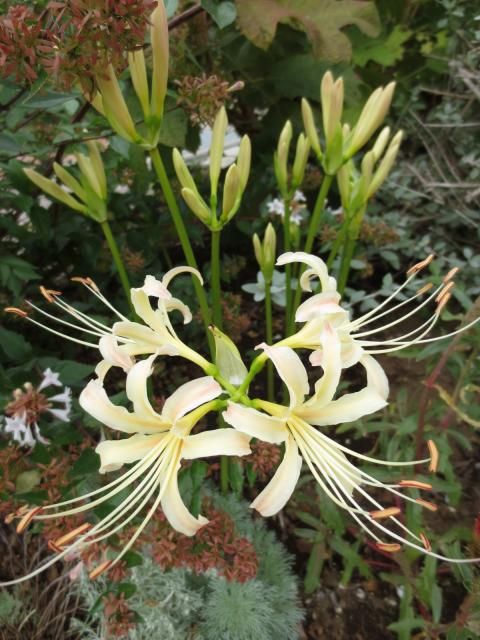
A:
<box><xmin>223</xmin><ymin>329</ymin><xmax>477</xmax><ymax>563</ymax></box>
<box><xmin>5</xmin><ymin>267</ymin><xmax>213</xmax><ymax>377</ymax></box>
<box><xmin>1</xmin><ymin>356</ymin><xmax>251</xmax><ymax>587</ymax></box>
<box><xmin>276</xmin><ymin>252</ymin><xmax>480</xmax><ymax>368</ymax></box>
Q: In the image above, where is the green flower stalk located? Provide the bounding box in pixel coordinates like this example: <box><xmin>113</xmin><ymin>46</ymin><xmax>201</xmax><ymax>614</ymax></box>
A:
<box><xmin>24</xmin><ymin>142</ymin><xmax>132</xmax><ymax>307</ymax></box>
<box><xmin>253</xmin><ymin>223</ymin><xmax>277</xmax><ymax>401</ymax></box>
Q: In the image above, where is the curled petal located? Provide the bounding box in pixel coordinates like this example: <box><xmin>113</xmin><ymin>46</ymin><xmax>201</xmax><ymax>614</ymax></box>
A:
<box><xmin>306</xmin><ymin>323</ymin><xmax>341</xmax><ymax>407</ymax></box>
<box><xmin>162</xmin><ymin>376</ymin><xmax>222</xmax><ymax>424</ymax></box>
<box><xmin>296</xmin><ymin>292</ymin><xmax>346</xmax><ymax>324</ymax></box>
<box><xmin>125</xmin><ymin>354</ymin><xmax>160</xmax><ymax>418</ymax></box>
<box><xmin>161</xmin><ymin>466</ymin><xmax>208</xmax><ymax>536</ymax></box>
<box><xmin>164</xmin><ymin>296</ymin><xmax>192</xmax><ymax>324</ymax></box>
<box><xmin>360</xmin><ymin>354</ymin><xmax>389</xmax><ymax>400</ymax></box>
<box><xmin>162</xmin><ymin>265</ymin><xmax>203</xmax><ymax>289</ymax></box>
<box><xmin>277</xmin><ymin>251</ymin><xmax>334</xmax><ymax>292</ymax></box>
<box><xmin>80</xmin><ymin>380</ymin><xmax>165</xmax><ymax>434</ymax></box>
<box><xmin>297</xmin><ymin>387</ymin><xmax>387</xmax><ymax>427</ymax></box>
<box><xmin>139</xmin><ymin>275</ymin><xmax>171</xmax><ymax>299</ymax></box>
<box><xmin>96</xmin><ymin>433</ymin><xmax>164</xmax><ymax>473</ymax></box>
<box><xmin>130</xmin><ymin>289</ymin><xmax>173</xmax><ymax>337</ymax></box>
<box><xmin>182</xmin><ymin>429</ymin><xmax>251</xmax><ymax>459</ymax></box>
<box><xmin>99</xmin><ymin>335</ymin><xmax>135</xmax><ymax>372</ymax></box>
<box><xmin>257</xmin><ymin>344</ymin><xmax>309</xmax><ymax>409</ymax></box>
<box><xmin>250</xmin><ymin>434</ymin><xmax>302</xmax><ymax>516</ymax></box>
<box><xmin>223</xmin><ymin>402</ymin><xmax>288</xmax><ymax>444</ymax></box>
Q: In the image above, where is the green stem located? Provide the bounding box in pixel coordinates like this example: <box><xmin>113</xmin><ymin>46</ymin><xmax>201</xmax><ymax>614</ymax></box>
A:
<box><xmin>149</xmin><ymin>147</ymin><xmax>213</xmax><ymax>356</ymax></box>
<box><xmin>337</xmin><ymin>233</ymin><xmax>356</xmax><ymax>295</ymax></box>
<box><xmin>265</xmin><ymin>278</ymin><xmax>274</xmax><ymax>401</ymax></box>
<box><xmin>291</xmin><ymin>174</ymin><xmax>333</xmax><ymax>315</ymax></box>
<box><xmin>211</xmin><ymin>229</ymin><xmax>222</xmax><ymax>329</ymax></box>
<box><xmin>283</xmin><ymin>196</ymin><xmax>293</xmax><ymax>335</ymax></box>
<box><xmin>100</xmin><ymin>220</ymin><xmax>132</xmax><ymax>310</ymax></box>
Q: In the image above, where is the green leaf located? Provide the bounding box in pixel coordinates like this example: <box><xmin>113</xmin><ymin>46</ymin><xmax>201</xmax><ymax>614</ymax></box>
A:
<box><xmin>304</xmin><ymin>542</ymin><xmax>325</xmax><ymax>594</ymax></box>
<box><xmin>236</xmin><ymin>0</ymin><xmax>380</xmax><ymax>61</ymax></box>
<box><xmin>69</xmin><ymin>449</ymin><xmax>100</xmax><ymax>478</ymax></box>
<box><xmin>0</xmin><ymin>326</ymin><xmax>32</xmax><ymax>361</ymax></box>
<box><xmin>21</xmin><ymin>91</ymin><xmax>79</xmax><ymax>109</ymax></box>
<box><xmin>228</xmin><ymin>459</ymin><xmax>244</xmax><ymax>495</ymax></box>
<box><xmin>202</xmin><ymin>0</ymin><xmax>237</xmax><ymax>28</ymax></box>
<box><xmin>351</xmin><ymin>26</ymin><xmax>412</xmax><ymax>67</ymax></box>
<box><xmin>116</xmin><ymin>582</ymin><xmax>137</xmax><ymax>599</ymax></box>
<box><xmin>29</xmin><ymin>443</ymin><xmax>52</xmax><ymax>464</ymax></box>
<box><xmin>15</xmin><ymin>470</ymin><xmax>42</xmax><ymax>494</ymax></box>
<box><xmin>159</xmin><ymin>107</ymin><xmax>188</xmax><ymax>147</ymax></box>
<box><xmin>36</xmin><ymin>358</ymin><xmax>93</xmax><ymax>385</ymax></box>
<box><xmin>123</xmin><ymin>550</ymin><xmax>144</xmax><ymax>568</ymax></box>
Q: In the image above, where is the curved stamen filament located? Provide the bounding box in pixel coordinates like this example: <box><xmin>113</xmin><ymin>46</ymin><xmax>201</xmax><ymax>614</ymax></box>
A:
<box><xmin>20</xmin><ymin>315</ymin><xmax>99</xmax><ymax>348</ymax></box>
<box><xmin>365</xmin><ymin>313</ymin><xmax>440</xmax><ymax>355</ymax></box>
<box><xmin>26</xmin><ymin>301</ymin><xmax>107</xmax><ymax>338</ymax></box>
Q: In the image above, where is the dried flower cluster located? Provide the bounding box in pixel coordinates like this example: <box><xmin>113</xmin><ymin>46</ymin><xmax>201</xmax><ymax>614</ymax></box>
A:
<box><xmin>0</xmin><ymin>0</ymin><xmax>156</xmax><ymax>88</ymax></box>
<box><xmin>176</xmin><ymin>73</ymin><xmax>243</xmax><ymax>126</ymax></box>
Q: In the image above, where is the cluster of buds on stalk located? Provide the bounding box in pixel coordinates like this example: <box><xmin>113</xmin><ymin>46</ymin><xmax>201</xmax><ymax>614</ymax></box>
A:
<box><xmin>337</xmin><ymin>127</ymin><xmax>403</xmax><ymax>214</ymax></box>
<box><xmin>88</xmin><ymin>1</ymin><xmax>169</xmax><ymax>149</ymax></box>
<box><xmin>302</xmin><ymin>71</ymin><xmax>396</xmax><ymax>176</ymax></box>
<box><xmin>24</xmin><ymin>141</ymin><xmax>108</xmax><ymax>223</ymax></box>
<box><xmin>173</xmin><ymin>106</ymin><xmax>251</xmax><ymax>230</ymax></box>
<box><xmin>274</xmin><ymin>120</ymin><xmax>310</xmax><ymax>200</ymax></box>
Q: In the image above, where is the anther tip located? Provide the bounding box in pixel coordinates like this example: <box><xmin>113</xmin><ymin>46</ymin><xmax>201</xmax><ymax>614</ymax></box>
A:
<box><xmin>428</xmin><ymin>439</ymin><xmax>439</xmax><ymax>473</ymax></box>
<box><xmin>4</xmin><ymin>307</ymin><xmax>28</xmax><ymax>317</ymax></box>
<box><xmin>89</xmin><ymin>560</ymin><xmax>112</xmax><ymax>580</ymax></box>
<box><xmin>39</xmin><ymin>286</ymin><xmax>62</xmax><ymax>303</ymax></box>
<box><xmin>443</xmin><ymin>267</ymin><xmax>459</xmax><ymax>284</ymax></box>
<box><xmin>436</xmin><ymin>292</ymin><xmax>451</xmax><ymax>314</ymax></box>
<box><xmin>420</xmin><ymin>532</ymin><xmax>432</xmax><ymax>552</ymax></box>
<box><xmin>407</xmin><ymin>253</ymin><xmax>435</xmax><ymax>277</ymax></box>
<box><xmin>376</xmin><ymin>542</ymin><xmax>402</xmax><ymax>554</ymax></box>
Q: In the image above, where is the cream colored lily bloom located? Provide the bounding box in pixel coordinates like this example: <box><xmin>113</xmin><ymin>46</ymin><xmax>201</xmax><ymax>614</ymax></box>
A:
<box><xmin>222</xmin><ymin>325</ymin><xmax>474</xmax><ymax>561</ymax></box>
<box><xmin>277</xmin><ymin>251</ymin><xmax>479</xmax><ymax>368</ymax></box>
<box><xmin>1</xmin><ymin>355</ymin><xmax>250</xmax><ymax>586</ymax></box>
<box><xmin>7</xmin><ymin>267</ymin><xmax>213</xmax><ymax>377</ymax></box>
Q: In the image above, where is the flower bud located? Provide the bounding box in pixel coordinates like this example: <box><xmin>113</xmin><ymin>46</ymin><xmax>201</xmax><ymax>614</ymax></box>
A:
<box><xmin>292</xmin><ymin>133</ymin><xmax>310</xmax><ymax>188</ymax></box>
<box><xmin>253</xmin><ymin>233</ymin><xmax>263</xmax><ymax>268</ymax></box>
<box><xmin>209</xmin><ymin>106</ymin><xmax>228</xmax><ymax>197</ymax></box>
<box><xmin>321</xmin><ymin>71</ymin><xmax>344</xmax><ymax>146</ymax></box>
<box><xmin>96</xmin><ymin>65</ymin><xmax>139</xmax><ymax>143</ymax></box>
<box><xmin>87</xmin><ymin>141</ymin><xmax>107</xmax><ymax>200</ymax></box>
<box><xmin>24</xmin><ymin>169</ymin><xmax>88</xmax><ymax>214</ymax></box>
<box><xmin>150</xmin><ymin>0</ymin><xmax>169</xmax><ymax>122</ymax></box>
<box><xmin>347</xmin><ymin>82</ymin><xmax>396</xmax><ymax>157</ymax></box>
<box><xmin>301</xmin><ymin>98</ymin><xmax>321</xmax><ymax>158</ymax></box>
<box><xmin>128</xmin><ymin>49</ymin><xmax>150</xmax><ymax>118</ymax></box>
<box><xmin>275</xmin><ymin>120</ymin><xmax>292</xmax><ymax>195</ymax></box>
<box><xmin>181</xmin><ymin>188</ymin><xmax>212</xmax><ymax>225</ymax></box>
<box><xmin>336</xmin><ymin>164</ymin><xmax>351</xmax><ymax>208</ymax></box>
<box><xmin>53</xmin><ymin>162</ymin><xmax>86</xmax><ymax>202</ymax></box>
<box><xmin>172</xmin><ymin>148</ymin><xmax>198</xmax><ymax>194</ymax></box>
<box><xmin>323</xmin><ymin>123</ymin><xmax>344</xmax><ymax>175</ymax></box>
<box><xmin>253</xmin><ymin>223</ymin><xmax>276</xmax><ymax>283</ymax></box>
<box><xmin>237</xmin><ymin>135</ymin><xmax>251</xmax><ymax>192</ymax></box>
<box><xmin>372</xmin><ymin>126</ymin><xmax>390</xmax><ymax>162</ymax></box>
<box><xmin>367</xmin><ymin>130</ymin><xmax>403</xmax><ymax>197</ymax></box>
<box><xmin>210</xmin><ymin>326</ymin><xmax>248</xmax><ymax>385</ymax></box>
<box><xmin>222</xmin><ymin>163</ymin><xmax>241</xmax><ymax>220</ymax></box>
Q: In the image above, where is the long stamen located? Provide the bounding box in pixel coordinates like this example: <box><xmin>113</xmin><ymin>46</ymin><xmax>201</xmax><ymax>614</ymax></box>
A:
<box><xmin>25</xmin><ymin>300</ymin><xmax>106</xmax><ymax>338</ymax></box>
<box><xmin>74</xmin><ymin>278</ymin><xmax>129</xmax><ymax>322</ymax></box>
<box><xmin>365</xmin><ymin>313</ymin><xmax>440</xmax><ymax>354</ymax></box>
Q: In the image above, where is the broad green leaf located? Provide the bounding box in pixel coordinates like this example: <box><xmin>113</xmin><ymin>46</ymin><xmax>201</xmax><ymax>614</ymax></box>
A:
<box><xmin>16</xmin><ymin>470</ymin><xmax>42</xmax><ymax>494</ymax></box>
<box><xmin>352</xmin><ymin>26</ymin><xmax>412</xmax><ymax>67</ymax></box>
<box><xmin>202</xmin><ymin>0</ymin><xmax>237</xmax><ymax>28</ymax></box>
<box><xmin>236</xmin><ymin>0</ymin><xmax>380</xmax><ymax>61</ymax></box>
<box><xmin>0</xmin><ymin>326</ymin><xmax>32</xmax><ymax>361</ymax></box>
<box><xmin>69</xmin><ymin>449</ymin><xmax>100</xmax><ymax>478</ymax></box>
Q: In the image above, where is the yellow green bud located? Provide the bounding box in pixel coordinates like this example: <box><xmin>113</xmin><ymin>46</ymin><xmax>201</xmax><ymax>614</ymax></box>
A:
<box><xmin>53</xmin><ymin>162</ymin><xmax>86</xmax><ymax>202</ymax></box>
<box><xmin>96</xmin><ymin>65</ymin><xmax>139</xmax><ymax>143</ymax></box>
<box><xmin>237</xmin><ymin>135</ymin><xmax>251</xmax><ymax>192</ymax></box>
<box><xmin>76</xmin><ymin>152</ymin><xmax>103</xmax><ymax>200</ymax></box>
<box><xmin>372</xmin><ymin>126</ymin><xmax>390</xmax><ymax>162</ymax></box>
<box><xmin>321</xmin><ymin>71</ymin><xmax>344</xmax><ymax>146</ymax></box>
<box><xmin>172</xmin><ymin>148</ymin><xmax>198</xmax><ymax>194</ymax></box>
<box><xmin>150</xmin><ymin>0</ymin><xmax>169</xmax><ymax>121</ymax></box>
<box><xmin>128</xmin><ymin>49</ymin><xmax>150</xmax><ymax>118</ymax></box>
<box><xmin>210</xmin><ymin>326</ymin><xmax>248</xmax><ymax>385</ymax></box>
<box><xmin>87</xmin><ymin>141</ymin><xmax>107</xmax><ymax>200</ymax></box>
<box><xmin>222</xmin><ymin>163</ymin><xmax>241</xmax><ymax>219</ymax></box>
<box><xmin>181</xmin><ymin>187</ymin><xmax>211</xmax><ymax>225</ymax></box>
<box><xmin>347</xmin><ymin>82</ymin><xmax>395</xmax><ymax>157</ymax></box>
<box><xmin>275</xmin><ymin>120</ymin><xmax>292</xmax><ymax>194</ymax></box>
<box><xmin>209</xmin><ymin>106</ymin><xmax>228</xmax><ymax>197</ymax></box>
<box><xmin>292</xmin><ymin>133</ymin><xmax>310</xmax><ymax>188</ymax></box>
<box><xmin>253</xmin><ymin>223</ymin><xmax>276</xmax><ymax>282</ymax></box>
<box><xmin>368</xmin><ymin>130</ymin><xmax>403</xmax><ymax>197</ymax></box>
<box><xmin>24</xmin><ymin>168</ymin><xmax>87</xmax><ymax>214</ymax></box>
<box><xmin>336</xmin><ymin>164</ymin><xmax>351</xmax><ymax>209</ymax></box>
<box><xmin>301</xmin><ymin>98</ymin><xmax>321</xmax><ymax>158</ymax></box>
